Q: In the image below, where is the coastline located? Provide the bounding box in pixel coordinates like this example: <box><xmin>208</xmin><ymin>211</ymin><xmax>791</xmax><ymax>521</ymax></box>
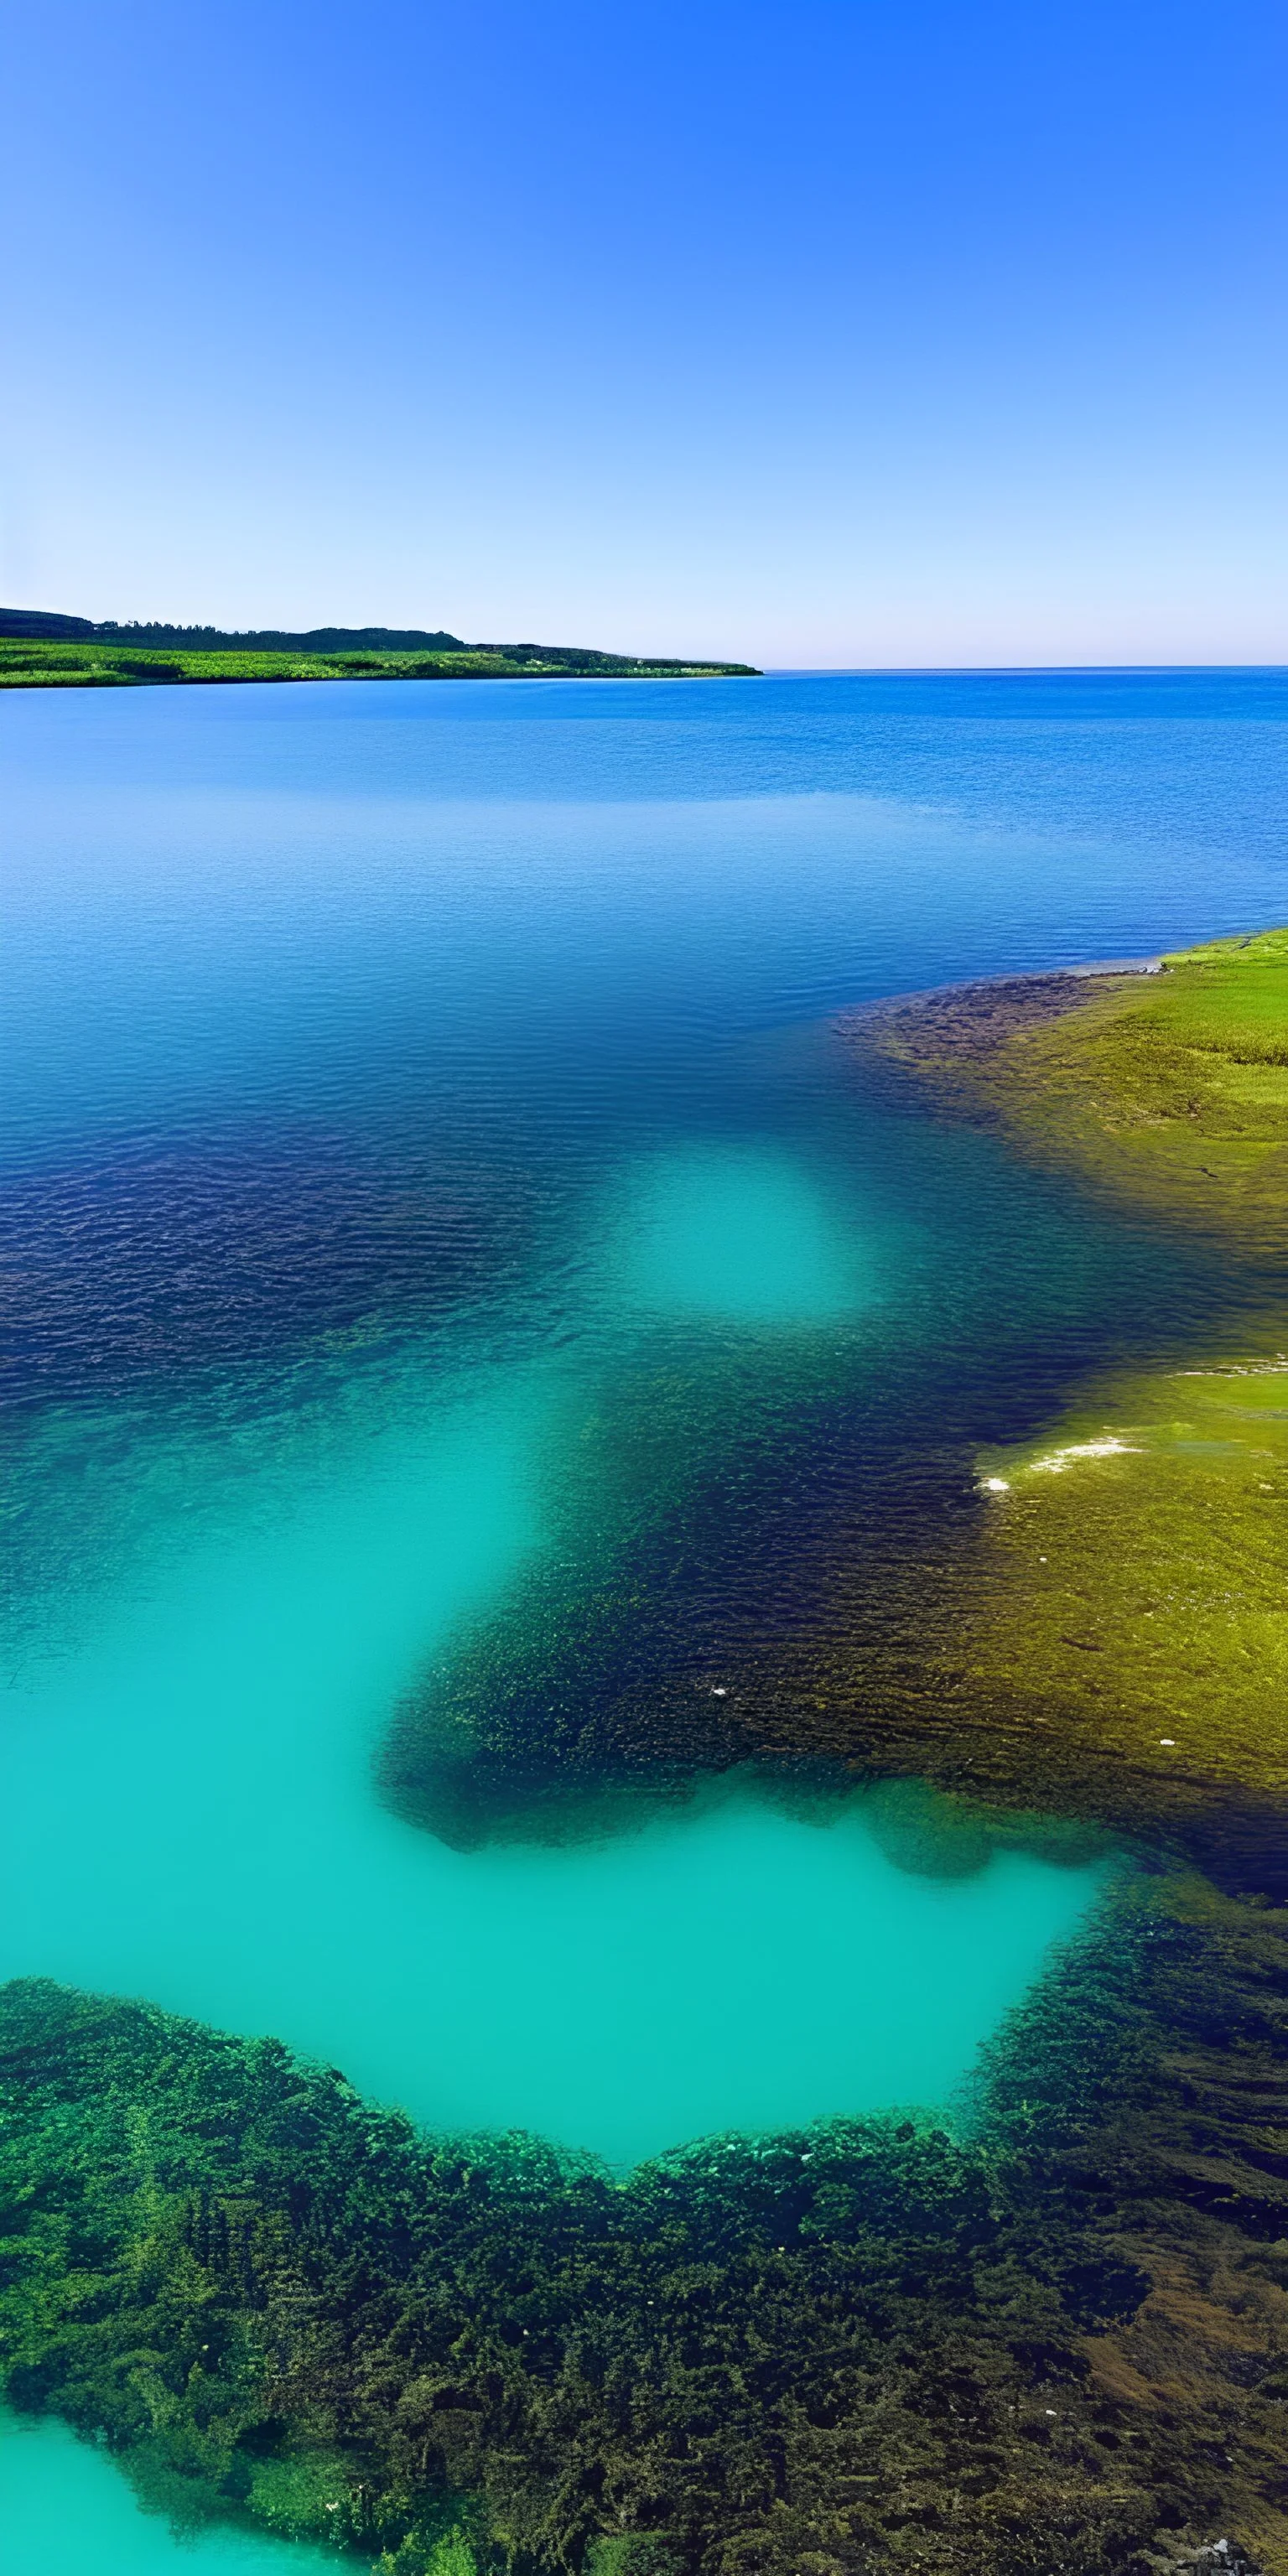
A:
<box><xmin>844</xmin><ymin>930</ymin><xmax>1288</xmax><ymax>1248</ymax></box>
<box><xmin>0</xmin><ymin>638</ymin><xmax>761</xmax><ymax>690</ymax></box>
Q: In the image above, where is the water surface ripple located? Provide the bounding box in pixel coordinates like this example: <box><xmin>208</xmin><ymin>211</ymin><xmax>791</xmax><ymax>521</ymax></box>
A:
<box><xmin>3</xmin><ymin>669</ymin><xmax>1285</xmax><ymax>2164</ymax></box>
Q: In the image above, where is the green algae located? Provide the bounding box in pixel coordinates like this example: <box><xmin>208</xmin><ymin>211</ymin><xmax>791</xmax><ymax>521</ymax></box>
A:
<box><xmin>862</xmin><ymin>930</ymin><xmax>1288</xmax><ymax>1253</ymax></box>
<box><xmin>377</xmin><ymin>1328</ymin><xmax>864</xmax><ymax>1851</ymax></box>
<box><xmin>948</xmin><ymin>1354</ymin><xmax>1288</xmax><ymax>1839</ymax></box>
<box><xmin>750</xmin><ymin>1345</ymin><xmax>1288</xmax><ymax>1873</ymax></box>
<box><xmin>813</xmin><ymin>933</ymin><xmax>1288</xmax><ymax>1863</ymax></box>
<box><xmin>9</xmin><ymin>944</ymin><xmax>1288</xmax><ymax>2574</ymax></box>
<box><xmin>3</xmin><ymin>1871</ymin><xmax>1288</xmax><ymax>2576</ymax></box>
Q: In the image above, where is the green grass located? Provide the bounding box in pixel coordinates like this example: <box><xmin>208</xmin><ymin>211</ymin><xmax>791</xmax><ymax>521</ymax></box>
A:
<box><xmin>0</xmin><ymin>638</ymin><xmax>756</xmax><ymax>688</ymax></box>
<box><xmin>956</xmin><ymin>929</ymin><xmax>1288</xmax><ymax>1248</ymax></box>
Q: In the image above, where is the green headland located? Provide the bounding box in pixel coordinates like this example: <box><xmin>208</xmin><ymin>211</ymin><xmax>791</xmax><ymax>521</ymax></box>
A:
<box><xmin>0</xmin><ymin>608</ymin><xmax>758</xmax><ymax>688</ymax></box>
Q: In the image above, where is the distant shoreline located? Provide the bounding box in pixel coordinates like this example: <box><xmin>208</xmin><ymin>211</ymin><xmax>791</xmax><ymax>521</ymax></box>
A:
<box><xmin>0</xmin><ymin>610</ymin><xmax>759</xmax><ymax>690</ymax></box>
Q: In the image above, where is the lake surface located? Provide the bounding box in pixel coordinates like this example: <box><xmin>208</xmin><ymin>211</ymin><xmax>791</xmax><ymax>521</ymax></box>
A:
<box><xmin>3</xmin><ymin>668</ymin><xmax>1287</xmax><ymax>2194</ymax></box>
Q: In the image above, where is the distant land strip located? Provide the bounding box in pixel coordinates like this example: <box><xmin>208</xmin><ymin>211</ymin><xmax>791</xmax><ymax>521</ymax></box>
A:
<box><xmin>0</xmin><ymin>607</ymin><xmax>759</xmax><ymax>688</ymax></box>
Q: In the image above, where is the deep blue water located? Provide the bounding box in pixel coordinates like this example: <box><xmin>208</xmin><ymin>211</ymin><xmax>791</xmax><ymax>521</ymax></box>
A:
<box><xmin>3</xmin><ymin>665</ymin><xmax>1286</xmax><ymax>2166</ymax></box>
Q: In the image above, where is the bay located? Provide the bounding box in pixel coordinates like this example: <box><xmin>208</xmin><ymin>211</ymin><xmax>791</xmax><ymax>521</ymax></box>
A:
<box><xmin>3</xmin><ymin>668</ymin><xmax>1285</xmax><ymax>2164</ymax></box>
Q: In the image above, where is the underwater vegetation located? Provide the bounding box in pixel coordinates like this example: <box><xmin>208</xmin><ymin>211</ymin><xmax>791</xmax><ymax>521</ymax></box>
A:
<box><xmin>377</xmin><ymin>1334</ymin><xmax>885</xmax><ymax>1850</ymax></box>
<box><xmin>701</xmin><ymin>1343</ymin><xmax>1288</xmax><ymax>1897</ymax></box>
<box><xmin>797</xmin><ymin>932</ymin><xmax>1288</xmax><ymax>1872</ymax></box>
<box><xmin>9</xmin><ymin>932</ymin><xmax>1288</xmax><ymax>2573</ymax></box>
<box><xmin>855</xmin><ymin>931</ymin><xmax>1288</xmax><ymax>1256</ymax></box>
<box><xmin>3</xmin><ymin>1868</ymin><xmax>1288</xmax><ymax>2576</ymax></box>
<box><xmin>376</xmin><ymin>1139</ymin><xmax>1178</xmax><ymax>1860</ymax></box>
<box><xmin>381</xmin><ymin>958</ymin><xmax>1288</xmax><ymax>1867</ymax></box>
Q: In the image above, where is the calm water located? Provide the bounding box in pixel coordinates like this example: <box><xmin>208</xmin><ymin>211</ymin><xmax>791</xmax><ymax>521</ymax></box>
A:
<box><xmin>6</xmin><ymin>666</ymin><xmax>1287</xmax><ymax>2563</ymax></box>
<box><xmin>3</xmin><ymin>670</ymin><xmax>1287</xmax><ymax>2179</ymax></box>
<box><xmin>0</xmin><ymin>2410</ymin><xmax>335</xmax><ymax>2574</ymax></box>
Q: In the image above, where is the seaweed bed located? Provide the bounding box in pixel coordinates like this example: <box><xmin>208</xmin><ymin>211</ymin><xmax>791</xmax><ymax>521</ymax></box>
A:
<box><xmin>8</xmin><ymin>934</ymin><xmax>1288</xmax><ymax>2574</ymax></box>
<box><xmin>820</xmin><ymin>932</ymin><xmax>1288</xmax><ymax>1865</ymax></box>
<box><xmin>3</xmin><ymin>1869</ymin><xmax>1287</xmax><ymax>2576</ymax></box>
<box><xmin>382</xmin><ymin>940</ymin><xmax>1288</xmax><ymax>1888</ymax></box>
<box><xmin>848</xmin><ymin>933</ymin><xmax>1288</xmax><ymax>1257</ymax></box>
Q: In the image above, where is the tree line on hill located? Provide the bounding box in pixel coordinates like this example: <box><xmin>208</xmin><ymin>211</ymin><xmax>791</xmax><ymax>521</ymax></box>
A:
<box><xmin>0</xmin><ymin>606</ymin><xmax>758</xmax><ymax>678</ymax></box>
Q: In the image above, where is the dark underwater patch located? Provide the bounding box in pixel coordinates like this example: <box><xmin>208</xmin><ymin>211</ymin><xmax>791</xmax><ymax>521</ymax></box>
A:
<box><xmin>0</xmin><ymin>1123</ymin><xmax>540</xmax><ymax>1413</ymax></box>
<box><xmin>374</xmin><ymin>1079</ymin><xmax>1280</xmax><ymax>1867</ymax></box>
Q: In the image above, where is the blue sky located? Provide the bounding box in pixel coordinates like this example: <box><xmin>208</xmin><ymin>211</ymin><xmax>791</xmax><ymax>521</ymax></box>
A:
<box><xmin>2</xmin><ymin>1</ymin><xmax>1284</xmax><ymax>664</ymax></box>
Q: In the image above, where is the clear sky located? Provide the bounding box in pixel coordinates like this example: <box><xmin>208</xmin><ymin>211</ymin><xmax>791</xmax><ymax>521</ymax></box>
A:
<box><xmin>2</xmin><ymin>1</ymin><xmax>1284</xmax><ymax>666</ymax></box>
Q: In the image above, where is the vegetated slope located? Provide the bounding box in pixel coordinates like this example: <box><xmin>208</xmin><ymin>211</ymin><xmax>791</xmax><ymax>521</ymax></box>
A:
<box><xmin>0</xmin><ymin>610</ymin><xmax>473</xmax><ymax>651</ymax></box>
<box><xmin>0</xmin><ymin>608</ymin><xmax>759</xmax><ymax>686</ymax></box>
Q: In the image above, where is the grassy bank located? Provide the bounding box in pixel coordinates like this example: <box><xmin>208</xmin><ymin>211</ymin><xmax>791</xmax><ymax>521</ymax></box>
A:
<box><xmin>0</xmin><ymin>638</ymin><xmax>758</xmax><ymax>689</ymax></box>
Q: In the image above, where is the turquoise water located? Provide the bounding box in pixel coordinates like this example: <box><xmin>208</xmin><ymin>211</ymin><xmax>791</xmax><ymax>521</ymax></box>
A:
<box><xmin>609</xmin><ymin>1140</ymin><xmax>870</xmax><ymax>1320</ymax></box>
<box><xmin>7</xmin><ymin>673</ymin><xmax>1286</xmax><ymax>2094</ymax></box>
<box><xmin>0</xmin><ymin>1130</ymin><xmax>1094</xmax><ymax>2165</ymax></box>
<box><xmin>0</xmin><ymin>1353</ymin><xmax>1099</xmax><ymax>2163</ymax></box>
<box><xmin>5</xmin><ymin>673</ymin><xmax>1286</xmax><ymax>2148</ymax></box>
<box><xmin>5</xmin><ymin>666</ymin><xmax>1285</xmax><ymax>2548</ymax></box>
<box><xmin>0</xmin><ymin>2411</ymin><xmax>333</xmax><ymax>2574</ymax></box>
